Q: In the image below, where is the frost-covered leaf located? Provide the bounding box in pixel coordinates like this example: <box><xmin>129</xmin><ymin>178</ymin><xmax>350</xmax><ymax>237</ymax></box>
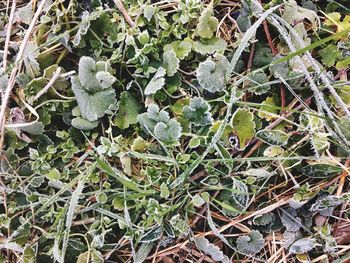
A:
<box><xmin>0</xmin><ymin>70</ymin><xmax>8</xmax><ymax>92</ymax></box>
<box><xmin>17</xmin><ymin>2</ymin><xmax>33</xmax><ymax>25</ymax></box>
<box><xmin>253</xmin><ymin>213</ymin><xmax>275</xmax><ymax>226</ymax></box>
<box><xmin>231</xmin><ymin>108</ymin><xmax>255</xmax><ymax>150</ymax></box>
<box><xmin>137</xmin><ymin>104</ymin><xmax>170</xmax><ymax>134</ymax></box>
<box><xmin>134</xmin><ymin>242</ymin><xmax>154</xmax><ymax>263</ymax></box>
<box><xmin>282</xmin><ymin>0</ymin><xmax>319</xmax><ymax>29</ymax></box>
<box><xmin>183</xmin><ymin>97</ymin><xmax>213</xmax><ymax>126</ymax></box>
<box><xmin>247</xmin><ymin>72</ymin><xmax>271</xmax><ymax>95</ymax></box>
<box><xmin>78</xmin><ymin>56</ymin><xmax>103</xmax><ymax>93</ymax></box>
<box><xmin>310</xmin><ymin>195</ymin><xmax>342</xmax><ymax>216</ymax></box>
<box><xmin>196</xmin><ymin>8</ymin><xmax>219</xmax><ymax>39</ymax></box>
<box><xmin>144</xmin><ymin>67</ymin><xmax>166</xmax><ymax>95</ymax></box>
<box><xmin>289</xmin><ymin>237</ymin><xmax>316</xmax><ymax>254</ymax></box>
<box><xmin>284</xmin><ymin>230</ymin><xmax>303</xmax><ymax>248</ymax></box>
<box><xmin>73</xmin><ymin>11</ymin><xmax>101</xmax><ymax>46</ymax></box>
<box><xmin>256</xmin><ymin>130</ymin><xmax>289</xmax><ymax>146</ymax></box>
<box><xmin>242</xmin><ymin>169</ymin><xmax>276</xmax><ymax>180</ymax></box>
<box><xmin>193</xmin><ymin>37</ymin><xmax>227</xmax><ymax>55</ymax></box>
<box><xmin>163</xmin><ymin>50</ymin><xmax>179</xmax><ymax>77</ymax></box>
<box><xmin>281</xmin><ymin>208</ymin><xmax>302</xmax><ymax>232</ymax></box>
<box><xmin>258</xmin><ymin>96</ymin><xmax>278</xmax><ymax>121</ymax></box>
<box><xmin>164</xmin><ymin>40</ymin><xmax>192</xmax><ymax>59</ymax></box>
<box><xmin>269</xmin><ymin>55</ymin><xmax>290</xmax><ymax>78</ymax></box>
<box><xmin>140</xmin><ymin>226</ymin><xmax>163</xmax><ymax>242</ymax></box>
<box><xmin>196</xmin><ymin>237</ymin><xmax>230</xmax><ymax>263</ymax></box>
<box><xmin>236</xmin><ymin>230</ymin><xmax>264</xmax><ymax>254</ymax></box>
<box><xmin>154</xmin><ymin>119</ymin><xmax>182</xmax><ymax>145</ymax></box>
<box><xmin>71</xmin><ymin>117</ymin><xmax>99</xmax><ymax>130</ymax></box>
<box><xmin>253</xmin><ymin>46</ymin><xmax>273</xmax><ymax>68</ymax></box>
<box><xmin>71</xmin><ymin>76</ymin><xmax>116</xmax><ymax>122</ymax></box>
<box><xmin>114</xmin><ymin>91</ymin><xmax>141</xmax><ymax>129</ymax></box>
<box><xmin>197</xmin><ymin>54</ymin><xmax>229</xmax><ymax>93</ymax></box>
<box><xmin>23</xmin><ymin>42</ymin><xmax>40</xmax><ymax>77</ymax></box>
<box><xmin>301</xmin><ymin>163</ymin><xmax>342</xmax><ymax>178</ymax></box>
<box><xmin>22</xmin><ymin>246</ymin><xmax>35</xmax><ymax>263</ymax></box>
<box><xmin>96</xmin><ymin>71</ymin><xmax>116</xmax><ymax>89</ymax></box>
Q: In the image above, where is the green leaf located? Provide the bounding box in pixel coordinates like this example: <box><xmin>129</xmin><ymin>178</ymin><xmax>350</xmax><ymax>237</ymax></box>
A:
<box><xmin>282</xmin><ymin>0</ymin><xmax>319</xmax><ymax>29</ymax></box>
<box><xmin>231</xmin><ymin>108</ymin><xmax>255</xmax><ymax>150</ymax></box>
<box><xmin>197</xmin><ymin>54</ymin><xmax>229</xmax><ymax>93</ymax></box>
<box><xmin>23</xmin><ymin>42</ymin><xmax>40</xmax><ymax>77</ymax></box>
<box><xmin>196</xmin><ymin>8</ymin><xmax>219</xmax><ymax>39</ymax></box>
<box><xmin>247</xmin><ymin>72</ymin><xmax>271</xmax><ymax>95</ymax></box>
<box><xmin>253</xmin><ymin>213</ymin><xmax>275</xmax><ymax>226</ymax></box>
<box><xmin>301</xmin><ymin>163</ymin><xmax>342</xmax><ymax>178</ymax></box>
<box><xmin>160</xmin><ymin>182</ymin><xmax>170</xmax><ymax>198</ymax></box>
<box><xmin>96</xmin><ymin>71</ymin><xmax>116</xmax><ymax>89</ymax></box>
<box><xmin>137</xmin><ymin>104</ymin><xmax>170</xmax><ymax>134</ymax></box>
<box><xmin>319</xmin><ymin>44</ymin><xmax>341</xmax><ymax>67</ymax></box>
<box><xmin>154</xmin><ymin>119</ymin><xmax>182</xmax><ymax>145</ymax></box>
<box><xmin>71</xmin><ymin>117</ymin><xmax>99</xmax><ymax>130</ymax></box>
<box><xmin>193</xmin><ymin>37</ymin><xmax>227</xmax><ymax>55</ymax></box>
<box><xmin>236</xmin><ymin>230</ymin><xmax>264</xmax><ymax>254</ymax></box>
<box><xmin>71</xmin><ymin>76</ymin><xmax>116</xmax><ymax>122</ymax></box>
<box><xmin>143</xmin><ymin>5</ymin><xmax>155</xmax><ymax>22</ymax></box>
<box><xmin>46</xmin><ymin>168</ymin><xmax>61</xmax><ymax>180</ymax></box>
<box><xmin>164</xmin><ymin>40</ymin><xmax>192</xmax><ymax>60</ymax></box>
<box><xmin>256</xmin><ymin>130</ymin><xmax>289</xmax><ymax>146</ymax></box>
<box><xmin>144</xmin><ymin>67</ymin><xmax>166</xmax><ymax>95</ymax></box>
<box><xmin>163</xmin><ymin>50</ymin><xmax>179</xmax><ymax>77</ymax></box>
<box><xmin>183</xmin><ymin>97</ymin><xmax>213</xmax><ymax>126</ymax></box>
<box><xmin>114</xmin><ymin>91</ymin><xmax>141</xmax><ymax>129</ymax></box>
<box><xmin>23</xmin><ymin>246</ymin><xmax>35</xmax><ymax>263</ymax></box>
<box><xmin>253</xmin><ymin>46</ymin><xmax>273</xmax><ymax>68</ymax></box>
<box><xmin>96</xmin><ymin>192</ymin><xmax>108</xmax><ymax>204</ymax></box>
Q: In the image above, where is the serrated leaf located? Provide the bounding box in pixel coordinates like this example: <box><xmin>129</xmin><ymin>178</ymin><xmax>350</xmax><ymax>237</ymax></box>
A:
<box><xmin>289</xmin><ymin>237</ymin><xmax>316</xmax><ymax>254</ymax></box>
<box><xmin>163</xmin><ymin>50</ymin><xmax>179</xmax><ymax>77</ymax></box>
<box><xmin>183</xmin><ymin>97</ymin><xmax>213</xmax><ymax>126</ymax></box>
<box><xmin>114</xmin><ymin>91</ymin><xmax>141</xmax><ymax>129</ymax></box>
<box><xmin>281</xmin><ymin>208</ymin><xmax>302</xmax><ymax>232</ymax></box>
<box><xmin>144</xmin><ymin>67</ymin><xmax>166</xmax><ymax>95</ymax></box>
<box><xmin>137</xmin><ymin>104</ymin><xmax>170</xmax><ymax>134</ymax></box>
<box><xmin>301</xmin><ymin>163</ymin><xmax>342</xmax><ymax>178</ymax></box>
<box><xmin>196</xmin><ymin>8</ymin><xmax>219</xmax><ymax>39</ymax></box>
<box><xmin>319</xmin><ymin>44</ymin><xmax>341</xmax><ymax>67</ymax></box>
<box><xmin>196</xmin><ymin>237</ymin><xmax>230</xmax><ymax>263</ymax></box>
<box><xmin>247</xmin><ymin>71</ymin><xmax>271</xmax><ymax>95</ymax></box>
<box><xmin>154</xmin><ymin>119</ymin><xmax>182</xmax><ymax>145</ymax></box>
<box><xmin>236</xmin><ymin>230</ymin><xmax>264</xmax><ymax>254</ymax></box>
<box><xmin>140</xmin><ymin>226</ymin><xmax>163</xmax><ymax>242</ymax></box>
<box><xmin>197</xmin><ymin>54</ymin><xmax>229</xmax><ymax>93</ymax></box>
<box><xmin>17</xmin><ymin>2</ymin><xmax>33</xmax><ymax>25</ymax></box>
<box><xmin>253</xmin><ymin>213</ymin><xmax>275</xmax><ymax>226</ymax></box>
<box><xmin>71</xmin><ymin>76</ymin><xmax>116</xmax><ymax>121</ymax></box>
<box><xmin>193</xmin><ymin>37</ymin><xmax>227</xmax><ymax>55</ymax></box>
<box><xmin>231</xmin><ymin>108</ymin><xmax>255</xmax><ymax>150</ymax></box>
<box><xmin>256</xmin><ymin>130</ymin><xmax>289</xmax><ymax>146</ymax></box>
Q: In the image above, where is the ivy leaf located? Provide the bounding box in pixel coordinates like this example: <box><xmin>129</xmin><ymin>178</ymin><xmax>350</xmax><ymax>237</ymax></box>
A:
<box><xmin>256</xmin><ymin>130</ymin><xmax>289</xmax><ymax>146</ymax></box>
<box><xmin>289</xmin><ymin>237</ymin><xmax>316</xmax><ymax>254</ymax></box>
<box><xmin>236</xmin><ymin>230</ymin><xmax>264</xmax><ymax>254</ymax></box>
<box><xmin>164</xmin><ymin>40</ymin><xmax>192</xmax><ymax>60</ymax></box>
<box><xmin>183</xmin><ymin>97</ymin><xmax>213</xmax><ymax>126</ymax></box>
<box><xmin>114</xmin><ymin>91</ymin><xmax>141</xmax><ymax>129</ymax></box>
<box><xmin>163</xmin><ymin>50</ymin><xmax>179</xmax><ymax>77</ymax></box>
<box><xmin>144</xmin><ymin>67</ymin><xmax>166</xmax><ymax>95</ymax></box>
<box><xmin>319</xmin><ymin>44</ymin><xmax>341</xmax><ymax>67</ymax></box>
<box><xmin>196</xmin><ymin>8</ymin><xmax>219</xmax><ymax>39</ymax></box>
<box><xmin>154</xmin><ymin>119</ymin><xmax>182</xmax><ymax>145</ymax></box>
<box><xmin>197</xmin><ymin>54</ymin><xmax>229</xmax><ymax>93</ymax></box>
<box><xmin>71</xmin><ymin>117</ymin><xmax>99</xmax><ymax>130</ymax></box>
<box><xmin>71</xmin><ymin>76</ymin><xmax>116</xmax><ymax>122</ymax></box>
<box><xmin>193</xmin><ymin>37</ymin><xmax>227</xmax><ymax>55</ymax></box>
<box><xmin>231</xmin><ymin>108</ymin><xmax>255</xmax><ymax>150</ymax></box>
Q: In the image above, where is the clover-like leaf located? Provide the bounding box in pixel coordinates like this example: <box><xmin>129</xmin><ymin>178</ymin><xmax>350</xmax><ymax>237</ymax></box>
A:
<box><xmin>164</xmin><ymin>40</ymin><xmax>192</xmax><ymax>60</ymax></box>
<box><xmin>289</xmin><ymin>237</ymin><xmax>316</xmax><ymax>254</ymax></box>
<box><xmin>163</xmin><ymin>50</ymin><xmax>179</xmax><ymax>77</ymax></box>
<box><xmin>193</xmin><ymin>37</ymin><xmax>227</xmax><ymax>55</ymax></box>
<box><xmin>196</xmin><ymin>8</ymin><xmax>219</xmax><ymax>39</ymax></box>
<box><xmin>197</xmin><ymin>54</ymin><xmax>229</xmax><ymax>93</ymax></box>
<box><xmin>114</xmin><ymin>91</ymin><xmax>141</xmax><ymax>129</ymax></box>
<box><xmin>236</xmin><ymin>230</ymin><xmax>264</xmax><ymax>254</ymax></box>
<box><xmin>154</xmin><ymin>119</ymin><xmax>182</xmax><ymax>145</ymax></box>
<box><xmin>183</xmin><ymin>97</ymin><xmax>213</xmax><ymax>126</ymax></box>
<box><xmin>256</xmin><ymin>130</ymin><xmax>289</xmax><ymax>146</ymax></box>
<box><xmin>231</xmin><ymin>108</ymin><xmax>255</xmax><ymax>150</ymax></box>
<box><xmin>71</xmin><ymin>76</ymin><xmax>116</xmax><ymax>122</ymax></box>
<box><xmin>144</xmin><ymin>67</ymin><xmax>166</xmax><ymax>95</ymax></box>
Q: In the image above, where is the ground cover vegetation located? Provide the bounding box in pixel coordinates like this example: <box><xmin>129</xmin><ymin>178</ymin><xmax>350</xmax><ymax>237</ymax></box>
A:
<box><xmin>1</xmin><ymin>0</ymin><xmax>350</xmax><ymax>262</ymax></box>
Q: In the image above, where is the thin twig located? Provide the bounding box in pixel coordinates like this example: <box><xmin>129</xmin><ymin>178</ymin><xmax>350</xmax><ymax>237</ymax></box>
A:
<box><xmin>31</xmin><ymin>67</ymin><xmax>62</xmax><ymax>103</ymax></box>
<box><xmin>113</xmin><ymin>0</ymin><xmax>135</xmax><ymax>27</ymax></box>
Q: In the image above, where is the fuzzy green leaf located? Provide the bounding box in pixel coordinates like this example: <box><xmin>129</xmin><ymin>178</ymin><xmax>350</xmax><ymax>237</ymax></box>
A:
<box><xmin>137</xmin><ymin>104</ymin><xmax>170</xmax><ymax>134</ymax></box>
<box><xmin>196</xmin><ymin>8</ymin><xmax>219</xmax><ymax>39</ymax></box>
<box><xmin>319</xmin><ymin>44</ymin><xmax>341</xmax><ymax>67</ymax></box>
<box><xmin>193</xmin><ymin>37</ymin><xmax>227</xmax><ymax>55</ymax></box>
<box><xmin>114</xmin><ymin>91</ymin><xmax>141</xmax><ymax>129</ymax></box>
<box><xmin>71</xmin><ymin>117</ymin><xmax>99</xmax><ymax>130</ymax></box>
<box><xmin>163</xmin><ymin>50</ymin><xmax>179</xmax><ymax>77</ymax></box>
<box><xmin>154</xmin><ymin>119</ymin><xmax>182</xmax><ymax>145</ymax></box>
<box><xmin>164</xmin><ymin>40</ymin><xmax>192</xmax><ymax>59</ymax></box>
